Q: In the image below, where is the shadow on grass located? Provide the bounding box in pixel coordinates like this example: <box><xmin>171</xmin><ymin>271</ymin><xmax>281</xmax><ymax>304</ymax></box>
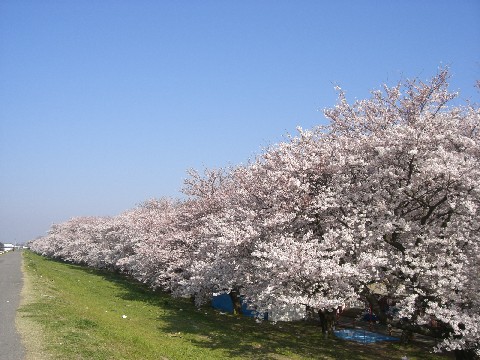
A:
<box><xmin>44</xmin><ymin>257</ymin><xmax>448</xmax><ymax>360</ymax></box>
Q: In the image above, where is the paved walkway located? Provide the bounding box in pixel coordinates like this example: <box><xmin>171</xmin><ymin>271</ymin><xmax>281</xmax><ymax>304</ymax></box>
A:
<box><xmin>0</xmin><ymin>250</ymin><xmax>25</xmax><ymax>360</ymax></box>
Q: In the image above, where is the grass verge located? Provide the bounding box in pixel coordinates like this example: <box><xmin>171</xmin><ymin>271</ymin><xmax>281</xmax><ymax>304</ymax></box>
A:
<box><xmin>16</xmin><ymin>251</ymin><xmax>49</xmax><ymax>360</ymax></box>
<box><xmin>17</xmin><ymin>251</ymin><xmax>452</xmax><ymax>360</ymax></box>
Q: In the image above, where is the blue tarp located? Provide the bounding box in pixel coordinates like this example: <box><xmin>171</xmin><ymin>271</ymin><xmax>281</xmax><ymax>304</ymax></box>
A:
<box><xmin>211</xmin><ymin>293</ymin><xmax>234</xmax><ymax>313</ymax></box>
<box><xmin>241</xmin><ymin>299</ymin><xmax>267</xmax><ymax>318</ymax></box>
<box><xmin>241</xmin><ymin>299</ymin><xmax>256</xmax><ymax>317</ymax></box>
<box><xmin>334</xmin><ymin>329</ymin><xmax>399</xmax><ymax>344</ymax></box>
<box><xmin>211</xmin><ymin>293</ymin><xmax>266</xmax><ymax>319</ymax></box>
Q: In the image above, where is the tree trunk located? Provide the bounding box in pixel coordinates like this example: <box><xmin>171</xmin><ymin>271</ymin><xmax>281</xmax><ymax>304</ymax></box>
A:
<box><xmin>318</xmin><ymin>309</ymin><xmax>335</xmax><ymax>335</ymax></box>
<box><xmin>364</xmin><ymin>293</ymin><xmax>388</xmax><ymax>325</ymax></box>
<box><xmin>229</xmin><ymin>289</ymin><xmax>243</xmax><ymax>315</ymax></box>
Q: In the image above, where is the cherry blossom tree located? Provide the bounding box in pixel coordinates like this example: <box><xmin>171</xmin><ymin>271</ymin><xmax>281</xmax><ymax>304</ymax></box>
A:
<box><xmin>320</xmin><ymin>70</ymin><xmax>480</xmax><ymax>357</ymax></box>
<box><xmin>116</xmin><ymin>198</ymin><xmax>192</xmax><ymax>292</ymax></box>
<box><xmin>173</xmin><ymin>168</ymin><xmax>243</xmax><ymax>306</ymax></box>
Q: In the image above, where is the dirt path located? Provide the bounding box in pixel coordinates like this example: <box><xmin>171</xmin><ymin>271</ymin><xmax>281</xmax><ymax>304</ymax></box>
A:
<box><xmin>0</xmin><ymin>250</ymin><xmax>25</xmax><ymax>360</ymax></box>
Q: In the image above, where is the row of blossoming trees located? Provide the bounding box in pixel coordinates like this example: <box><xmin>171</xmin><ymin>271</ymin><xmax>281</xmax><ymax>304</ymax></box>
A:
<box><xmin>29</xmin><ymin>70</ymin><xmax>479</xmax><ymax>358</ymax></box>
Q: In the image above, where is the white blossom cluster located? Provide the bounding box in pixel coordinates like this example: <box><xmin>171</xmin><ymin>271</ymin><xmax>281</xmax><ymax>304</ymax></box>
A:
<box><xmin>29</xmin><ymin>69</ymin><xmax>480</xmax><ymax>356</ymax></box>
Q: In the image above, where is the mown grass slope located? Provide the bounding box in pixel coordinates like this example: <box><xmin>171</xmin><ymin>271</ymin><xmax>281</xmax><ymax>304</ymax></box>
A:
<box><xmin>18</xmin><ymin>251</ymin><xmax>451</xmax><ymax>360</ymax></box>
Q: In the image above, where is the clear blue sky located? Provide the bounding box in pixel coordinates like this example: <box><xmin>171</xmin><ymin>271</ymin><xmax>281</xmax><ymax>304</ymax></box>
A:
<box><xmin>1</xmin><ymin>1</ymin><xmax>479</xmax><ymax>244</ymax></box>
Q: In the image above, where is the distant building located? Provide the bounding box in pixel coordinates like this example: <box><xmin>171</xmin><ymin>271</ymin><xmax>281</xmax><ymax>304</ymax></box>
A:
<box><xmin>0</xmin><ymin>242</ymin><xmax>4</xmax><ymax>251</ymax></box>
<box><xmin>2</xmin><ymin>243</ymin><xmax>15</xmax><ymax>252</ymax></box>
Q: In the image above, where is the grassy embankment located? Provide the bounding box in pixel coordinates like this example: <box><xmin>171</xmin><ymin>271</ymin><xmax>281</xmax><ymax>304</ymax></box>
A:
<box><xmin>17</xmin><ymin>251</ymin><xmax>451</xmax><ymax>360</ymax></box>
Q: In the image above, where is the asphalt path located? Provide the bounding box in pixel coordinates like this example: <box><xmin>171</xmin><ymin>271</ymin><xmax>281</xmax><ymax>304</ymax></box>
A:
<box><xmin>0</xmin><ymin>251</ymin><xmax>25</xmax><ymax>360</ymax></box>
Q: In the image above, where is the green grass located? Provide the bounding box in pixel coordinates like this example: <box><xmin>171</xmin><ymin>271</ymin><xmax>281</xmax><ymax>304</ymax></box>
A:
<box><xmin>18</xmin><ymin>251</ymin><xmax>452</xmax><ymax>360</ymax></box>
